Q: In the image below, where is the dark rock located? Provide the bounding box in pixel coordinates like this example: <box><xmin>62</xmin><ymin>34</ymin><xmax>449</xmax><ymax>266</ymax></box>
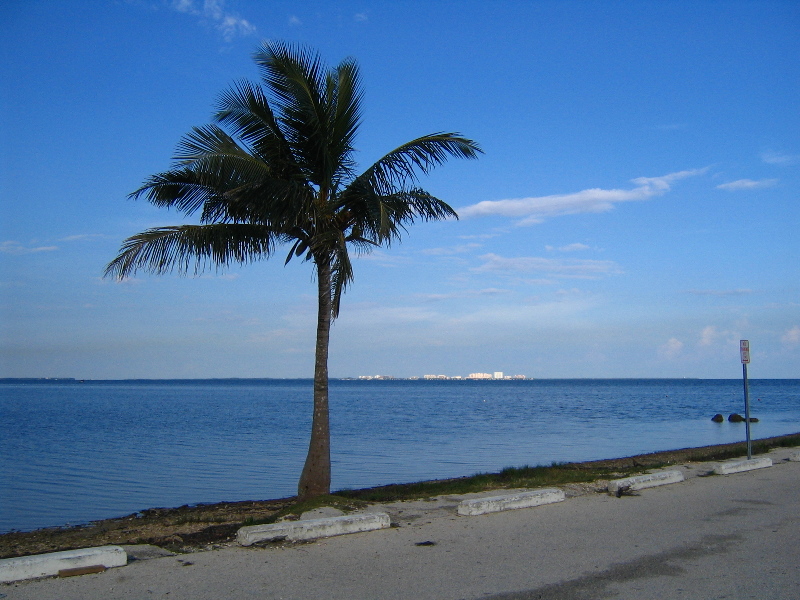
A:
<box><xmin>711</xmin><ymin>414</ymin><xmax>724</xmax><ymax>422</ymax></box>
<box><xmin>747</xmin><ymin>417</ymin><xmax>759</xmax><ymax>423</ymax></box>
<box><xmin>728</xmin><ymin>413</ymin><xmax>745</xmax><ymax>422</ymax></box>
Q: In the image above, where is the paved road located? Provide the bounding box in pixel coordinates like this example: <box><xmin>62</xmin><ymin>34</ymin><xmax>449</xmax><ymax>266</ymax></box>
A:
<box><xmin>4</xmin><ymin>449</ymin><xmax>799</xmax><ymax>600</ymax></box>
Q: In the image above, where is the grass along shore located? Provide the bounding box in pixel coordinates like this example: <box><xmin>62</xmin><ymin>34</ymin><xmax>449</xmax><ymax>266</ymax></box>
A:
<box><xmin>2</xmin><ymin>432</ymin><xmax>799</xmax><ymax>559</ymax></box>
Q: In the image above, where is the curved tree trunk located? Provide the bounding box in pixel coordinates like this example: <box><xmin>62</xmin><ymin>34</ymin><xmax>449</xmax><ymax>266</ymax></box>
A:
<box><xmin>297</xmin><ymin>258</ymin><xmax>332</xmax><ymax>498</ymax></box>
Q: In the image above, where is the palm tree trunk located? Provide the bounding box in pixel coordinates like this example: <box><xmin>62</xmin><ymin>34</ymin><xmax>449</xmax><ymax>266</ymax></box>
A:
<box><xmin>297</xmin><ymin>257</ymin><xmax>332</xmax><ymax>498</ymax></box>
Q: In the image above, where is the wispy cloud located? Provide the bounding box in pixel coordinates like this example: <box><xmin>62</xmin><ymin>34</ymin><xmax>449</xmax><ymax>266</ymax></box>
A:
<box><xmin>782</xmin><ymin>326</ymin><xmax>800</xmax><ymax>346</ymax></box>
<box><xmin>458</xmin><ymin>232</ymin><xmax>504</xmax><ymax>241</ymax></box>
<box><xmin>698</xmin><ymin>326</ymin><xmax>718</xmax><ymax>347</ymax></box>
<box><xmin>546</xmin><ymin>243</ymin><xmax>590</xmax><ymax>252</ymax></box>
<box><xmin>716</xmin><ymin>178</ymin><xmax>778</xmax><ymax>191</ymax></box>
<box><xmin>355</xmin><ymin>250</ymin><xmax>410</xmax><ymax>267</ymax></box>
<box><xmin>684</xmin><ymin>289</ymin><xmax>754</xmax><ymax>296</ymax></box>
<box><xmin>659</xmin><ymin>337</ymin><xmax>684</xmax><ymax>359</ymax></box>
<box><xmin>288</xmin><ymin>15</ymin><xmax>302</xmax><ymax>26</ymax></box>
<box><xmin>340</xmin><ymin>303</ymin><xmax>437</xmax><ymax>325</ymax></box>
<box><xmin>199</xmin><ymin>273</ymin><xmax>240</xmax><ymax>280</ymax></box>
<box><xmin>0</xmin><ymin>241</ymin><xmax>58</xmax><ymax>255</ymax></box>
<box><xmin>474</xmin><ymin>253</ymin><xmax>622</xmax><ymax>279</ymax></box>
<box><xmin>761</xmin><ymin>150</ymin><xmax>800</xmax><ymax>165</ymax></box>
<box><xmin>171</xmin><ymin>0</ymin><xmax>256</xmax><ymax>41</ymax></box>
<box><xmin>459</xmin><ymin>168</ymin><xmax>707</xmax><ymax>225</ymax></box>
<box><xmin>59</xmin><ymin>234</ymin><xmax>111</xmax><ymax>242</ymax></box>
<box><xmin>354</xmin><ymin>13</ymin><xmax>368</xmax><ymax>22</ymax></box>
<box><xmin>421</xmin><ymin>243</ymin><xmax>482</xmax><ymax>256</ymax></box>
<box><xmin>416</xmin><ymin>288</ymin><xmax>510</xmax><ymax>302</ymax></box>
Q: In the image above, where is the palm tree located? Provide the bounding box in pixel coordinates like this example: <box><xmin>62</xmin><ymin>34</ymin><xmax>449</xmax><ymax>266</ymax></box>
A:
<box><xmin>105</xmin><ymin>41</ymin><xmax>481</xmax><ymax>499</ymax></box>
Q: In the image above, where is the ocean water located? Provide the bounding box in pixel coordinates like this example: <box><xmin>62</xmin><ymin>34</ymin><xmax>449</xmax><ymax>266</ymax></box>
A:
<box><xmin>1</xmin><ymin>378</ymin><xmax>798</xmax><ymax>533</ymax></box>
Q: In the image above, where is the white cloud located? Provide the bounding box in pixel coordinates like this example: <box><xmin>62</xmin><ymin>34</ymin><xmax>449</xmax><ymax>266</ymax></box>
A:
<box><xmin>59</xmin><ymin>234</ymin><xmax>110</xmax><ymax>242</ymax></box>
<box><xmin>685</xmin><ymin>289</ymin><xmax>754</xmax><ymax>297</ymax></box>
<box><xmin>354</xmin><ymin>250</ymin><xmax>409</xmax><ymax>267</ymax></box>
<box><xmin>172</xmin><ymin>0</ymin><xmax>194</xmax><ymax>11</ymax></box>
<box><xmin>459</xmin><ymin>168</ymin><xmax>707</xmax><ymax>225</ymax></box>
<box><xmin>446</xmin><ymin>297</ymin><xmax>594</xmax><ymax>327</ymax></box>
<box><xmin>354</xmin><ymin>13</ymin><xmax>368</xmax><ymax>22</ymax></box>
<box><xmin>415</xmin><ymin>288</ymin><xmax>510</xmax><ymax>301</ymax></box>
<box><xmin>761</xmin><ymin>150</ymin><xmax>800</xmax><ymax>165</ymax></box>
<box><xmin>474</xmin><ymin>253</ymin><xmax>622</xmax><ymax>279</ymax></box>
<box><xmin>171</xmin><ymin>0</ymin><xmax>256</xmax><ymax>41</ymax></box>
<box><xmin>782</xmin><ymin>326</ymin><xmax>800</xmax><ymax>346</ymax></box>
<box><xmin>0</xmin><ymin>241</ymin><xmax>58</xmax><ymax>255</ymax></box>
<box><xmin>458</xmin><ymin>233</ymin><xmax>502</xmax><ymax>240</ymax></box>
<box><xmin>546</xmin><ymin>243</ymin><xmax>590</xmax><ymax>252</ymax></box>
<box><xmin>199</xmin><ymin>273</ymin><xmax>240</xmax><ymax>280</ymax></box>
<box><xmin>659</xmin><ymin>337</ymin><xmax>684</xmax><ymax>359</ymax></box>
<box><xmin>716</xmin><ymin>178</ymin><xmax>778</xmax><ymax>191</ymax></box>
<box><xmin>288</xmin><ymin>15</ymin><xmax>302</xmax><ymax>25</ymax></box>
<box><xmin>698</xmin><ymin>326</ymin><xmax>718</xmax><ymax>347</ymax></box>
<box><xmin>696</xmin><ymin>326</ymin><xmax>742</xmax><ymax>351</ymax></box>
<box><xmin>521</xmin><ymin>278</ymin><xmax>557</xmax><ymax>286</ymax></box>
<box><xmin>421</xmin><ymin>243</ymin><xmax>482</xmax><ymax>256</ymax></box>
<box><xmin>339</xmin><ymin>303</ymin><xmax>437</xmax><ymax>326</ymax></box>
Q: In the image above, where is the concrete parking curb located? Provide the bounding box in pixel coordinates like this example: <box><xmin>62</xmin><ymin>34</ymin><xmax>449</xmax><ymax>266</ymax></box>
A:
<box><xmin>788</xmin><ymin>450</ymin><xmax>800</xmax><ymax>462</ymax></box>
<box><xmin>607</xmin><ymin>470</ymin><xmax>685</xmax><ymax>494</ymax></box>
<box><xmin>237</xmin><ymin>512</ymin><xmax>391</xmax><ymax>546</ymax></box>
<box><xmin>0</xmin><ymin>546</ymin><xmax>127</xmax><ymax>583</ymax></box>
<box><xmin>713</xmin><ymin>457</ymin><xmax>773</xmax><ymax>475</ymax></box>
<box><xmin>457</xmin><ymin>489</ymin><xmax>565</xmax><ymax>516</ymax></box>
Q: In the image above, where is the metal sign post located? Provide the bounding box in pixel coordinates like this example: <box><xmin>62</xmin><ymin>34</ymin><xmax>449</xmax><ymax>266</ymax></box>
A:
<box><xmin>740</xmin><ymin>340</ymin><xmax>752</xmax><ymax>459</ymax></box>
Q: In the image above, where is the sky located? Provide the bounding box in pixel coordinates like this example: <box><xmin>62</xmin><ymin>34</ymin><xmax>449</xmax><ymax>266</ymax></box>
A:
<box><xmin>1</xmin><ymin>0</ymin><xmax>798</xmax><ymax>380</ymax></box>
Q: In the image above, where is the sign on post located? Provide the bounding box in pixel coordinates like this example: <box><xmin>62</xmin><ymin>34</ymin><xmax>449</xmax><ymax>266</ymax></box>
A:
<box><xmin>740</xmin><ymin>340</ymin><xmax>750</xmax><ymax>364</ymax></box>
<box><xmin>740</xmin><ymin>340</ymin><xmax>752</xmax><ymax>459</ymax></box>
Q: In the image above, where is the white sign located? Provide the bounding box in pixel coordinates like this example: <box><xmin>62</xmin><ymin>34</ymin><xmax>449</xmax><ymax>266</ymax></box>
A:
<box><xmin>740</xmin><ymin>339</ymin><xmax>750</xmax><ymax>364</ymax></box>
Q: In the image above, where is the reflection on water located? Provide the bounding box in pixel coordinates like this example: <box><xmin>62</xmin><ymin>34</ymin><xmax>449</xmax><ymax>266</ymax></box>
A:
<box><xmin>1</xmin><ymin>378</ymin><xmax>798</xmax><ymax>532</ymax></box>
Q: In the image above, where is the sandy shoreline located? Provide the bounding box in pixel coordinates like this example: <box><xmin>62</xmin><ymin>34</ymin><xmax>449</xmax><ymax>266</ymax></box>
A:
<box><xmin>3</xmin><ymin>442</ymin><xmax>799</xmax><ymax>599</ymax></box>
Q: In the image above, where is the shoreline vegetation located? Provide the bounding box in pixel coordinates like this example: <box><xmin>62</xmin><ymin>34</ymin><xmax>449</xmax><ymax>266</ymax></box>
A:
<box><xmin>2</xmin><ymin>431</ymin><xmax>799</xmax><ymax>560</ymax></box>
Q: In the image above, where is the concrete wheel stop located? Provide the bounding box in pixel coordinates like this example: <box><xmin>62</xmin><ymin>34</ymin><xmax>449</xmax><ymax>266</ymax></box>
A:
<box><xmin>237</xmin><ymin>512</ymin><xmax>391</xmax><ymax>546</ymax></box>
<box><xmin>457</xmin><ymin>488</ymin><xmax>565</xmax><ymax>516</ymax></box>
<box><xmin>713</xmin><ymin>456</ymin><xmax>773</xmax><ymax>475</ymax></box>
<box><xmin>607</xmin><ymin>470</ymin><xmax>685</xmax><ymax>495</ymax></box>
<box><xmin>0</xmin><ymin>545</ymin><xmax>127</xmax><ymax>583</ymax></box>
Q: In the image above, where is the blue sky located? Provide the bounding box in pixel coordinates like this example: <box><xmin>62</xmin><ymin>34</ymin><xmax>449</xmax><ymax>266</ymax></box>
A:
<box><xmin>1</xmin><ymin>0</ymin><xmax>798</xmax><ymax>379</ymax></box>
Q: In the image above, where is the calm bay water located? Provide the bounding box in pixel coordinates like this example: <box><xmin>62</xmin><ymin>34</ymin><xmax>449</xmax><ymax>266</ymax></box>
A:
<box><xmin>1</xmin><ymin>378</ymin><xmax>799</xmax><ymax>533</ymax></box>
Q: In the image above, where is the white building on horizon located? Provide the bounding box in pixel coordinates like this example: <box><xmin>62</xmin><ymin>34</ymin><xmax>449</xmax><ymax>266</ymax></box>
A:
<box><xmin>467</xmin><ymin>372</ymin><xmax>493</xmax><ymax>380</ymax></box>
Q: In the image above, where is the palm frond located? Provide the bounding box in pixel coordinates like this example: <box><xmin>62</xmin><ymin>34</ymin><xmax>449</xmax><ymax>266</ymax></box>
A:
<box><xmin>253</xmin><ymin>41</ymin><xmax>361</xmax><ymax>190</ymax></box>
<box><xmin>129</xmin><ymin>168</ymin><xmax>222</xmax><ymax>216</ymax></box>
<box><xmin>359</xmin><ymin>133</ymin><xmax>482</xmax><ymax>193</ymax></box>
<box><xmin>219</xmin><ymin>178</ymin><xmax>316</xmax><ymax>227</ymax></box>
<box><xmin>327</xmin><ymin>58</ymin><xmax>362</xmax><ymax>187</ymax></box>
<box><xmin>174</xmin><ymin>125</ymin><xmax>271</xmax><ymax>183</ymax></box>
<box><xmin>104</xmin><ymin>224</ymin><xmax>281</xmax><ymax>280</ymax></box>
<box><xmin>338</xmin><ymin>171</ymin><xmax>463</xmax><ymax>245</ymax></box>
<box><xmin>214</xmin><ymin>80</ymin><xmax>302</xmax><ymax>178</ymax></box>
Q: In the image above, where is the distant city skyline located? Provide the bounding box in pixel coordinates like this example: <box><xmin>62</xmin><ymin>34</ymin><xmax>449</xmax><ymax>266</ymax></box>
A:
<box><xmin>357</xmin><ymin>372</ymin><xmax>527</xmax><ymax>381</ymax></box>
<box><xmin>1</xmin><ymin>1</ymin><xmax>798</xmax><ymax>379</ymax></box>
